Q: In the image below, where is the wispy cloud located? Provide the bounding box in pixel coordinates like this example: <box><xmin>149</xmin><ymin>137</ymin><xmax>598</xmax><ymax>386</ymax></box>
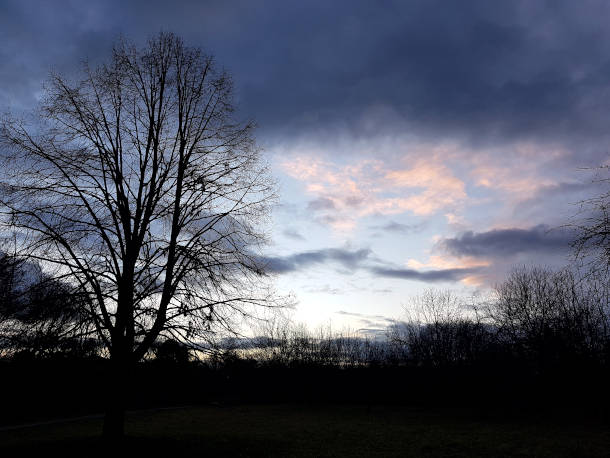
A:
<box><xmin>336</xmin><ymin>311</ymin><xmax>395</xmax><ymax>322</ymax></box>
<box><xmin>262</xmin><ymin>246</ymin><xmax>480</xmax><ymax>284</ymax></box>
<box><xmin>282</xmin><ymin>228</ymin><xmax>306</xmax><ymax>241</ymax></box>
<box><xmin>281</xmin><ymin>154</ymin><xmax>467</xmax><ymax>231</ymax></box>
<box><xmin>261</xmin><ymin>248</ymin><xmax>372</xmax><ymax>274</ymax></box>
<box><xmin>307</xmin><ymin>197</ymin><xmax>336</xmax><ymax>211</ymax></box>
<box><xmin>368</xmin><ymin>221</ymin><xmax>426</xmax><ymax>235</ymax></box>
<box><xmin>468</xmin><ymin>143</ymin><xmax>569</xmax><ymax>203</ymax></box>
<box><xmin>304</xmin><ymin>284</ymin><xmax>343</xmax><ymax>295</ymax></box>
<box><xmin>370</xmin><ymin>266</ymin><xmax>478</xmax><ymax>283</ymax></box>
<box><xmin>336</xmin><ymin>310</ymin><xmax>397</xmax><ymax>338</ymax></box>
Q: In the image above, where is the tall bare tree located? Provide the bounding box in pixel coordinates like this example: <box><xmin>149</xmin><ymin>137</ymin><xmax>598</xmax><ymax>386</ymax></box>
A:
<box><xmin>0</xmin><ymin>32</ymin><xmax>276</xmax><ymax>438</ymax></box>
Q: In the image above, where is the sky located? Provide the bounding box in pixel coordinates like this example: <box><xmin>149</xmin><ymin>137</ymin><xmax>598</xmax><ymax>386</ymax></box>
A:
<box><xmin>1</xmin><ymin>0</ymin><xmax>609</xmax><ymax>335</ymax></box>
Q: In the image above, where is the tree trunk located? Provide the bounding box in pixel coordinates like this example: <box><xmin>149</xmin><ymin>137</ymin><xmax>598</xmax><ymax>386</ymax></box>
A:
<box><xmin>102</xmin><ymin>357</ymin><xmax>129</xmax><ymax>441</ymax></box>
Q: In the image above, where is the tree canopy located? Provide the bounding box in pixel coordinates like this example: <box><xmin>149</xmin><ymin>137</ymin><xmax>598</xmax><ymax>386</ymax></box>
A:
<box><xmin>0</xmin><ymin>32</ymin><xmax>277</xmax><ymax>436</ymax></box>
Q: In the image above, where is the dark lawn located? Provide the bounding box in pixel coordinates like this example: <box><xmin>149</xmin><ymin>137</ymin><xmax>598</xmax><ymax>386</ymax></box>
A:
<box><xmin>0</xmin><ymin>403</ymin><xmax>608</xmax><ymax>457</ymax></box>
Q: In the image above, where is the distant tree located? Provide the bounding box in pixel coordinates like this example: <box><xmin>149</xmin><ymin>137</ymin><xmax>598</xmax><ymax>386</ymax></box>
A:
<box><xmin>394</xmin><ymin>289</ymin><xmax>491</xmax><ymax>367</ymax></box>
<box><xmin>153</xmin><ymin>338</ymin><xmax>191</xmax><ymax>365</ymax></box>
<box><xmin>0</xmin><ymin>251</ymin><xmax>22</xmax><ymax>354</ymax></box>
<box><xmin>0</xmin><ymin>251</ymin><xmax>21</xmax><ymax>316</ymax></box>
<box><xmin>0</xmin><ymin>252</ymin><xmax>94</xmax><ymax>358</ymax></box>
<box><xmin>0</xmin><ymin>32</ymin><xmax>276</xmax><ymax>439</ymax></box>
<box><xmin>487</xmin><ymin>266</ymin><xmax>609</xmax><ymax>369</ymax></box>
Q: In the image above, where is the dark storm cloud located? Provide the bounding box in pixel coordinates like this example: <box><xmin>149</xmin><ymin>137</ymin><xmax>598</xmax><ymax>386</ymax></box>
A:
<box><xmin>0</xmin><ymin>1</ymin><xmax>120</xmax><ymax>110</ymax></box>
<box><xmin>439</xmin><ymin>225</ymin><xmax>575</xmax><ymax>258</ymax></box>
<box><xmin>4</xmin><ymin>0</ymin><xmax>610</xmax><ymax>150</ymax></box>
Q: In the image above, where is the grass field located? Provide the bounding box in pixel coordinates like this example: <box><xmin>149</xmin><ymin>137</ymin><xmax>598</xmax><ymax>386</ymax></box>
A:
<box><xmin>1</xmin><ymin>403</ymin><xmax>609</xmax><ymax>457</ymax></box>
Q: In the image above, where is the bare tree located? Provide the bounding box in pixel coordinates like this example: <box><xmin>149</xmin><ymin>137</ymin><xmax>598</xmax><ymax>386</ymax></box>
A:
<box><xmin>0</xmin><ymin>32</ymin><xmax>276</xmax><ymax>438</ymax></box>
<box><xmin>0</xmin><ymin>254</ymin><xmax>93</xmax><ymax>359</ymax></box>
<box><xmin>488</xmin><ymin>266</ymin><xmax>609</xmax><ymax>369</ymax></box>
<box><xmin>391</xmin><ymin>289</ymin><xmax>492</xmax><ymax>367</ymax></box>
<box><xmin>571</xmin><ymin>166</ymin><xmax>610</xmax><ymax>276</ymax></box>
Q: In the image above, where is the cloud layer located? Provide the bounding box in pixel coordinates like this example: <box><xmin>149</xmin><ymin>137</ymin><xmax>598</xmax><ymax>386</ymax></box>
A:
<box><xmin>282</xmin><ymin>154</ymin><xmax>467</xmax><ymax>230</ymax></box>
<box><xmin>1</xmin><ymin>0</ymin><xmax>608</xmax><ymax>297</ymax></box>
<box><xmin>4</xmin><ymin>0</ymin><xmax>610</xmax><ymax>153</ymax></box>
<box><xmin>263</xmin><ymin>247</ymin><xmax>478</xmax><ymax>283</ymax></box>
<box><xmin>440</xmin><ymin>225</ymin><xmax>574</xmax><ymax>258</ymax></box>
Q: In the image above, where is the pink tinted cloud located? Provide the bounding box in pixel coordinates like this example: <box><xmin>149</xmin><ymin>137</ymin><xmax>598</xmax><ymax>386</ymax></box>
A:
<box><xmin>281</xmin><ymin>154</ymin><xmax>467</xmax><ymax>230</ymax></box>
<box><xmin>384</xmin><ymin>159</ymin><xmax>467</xmax><ymax>215</ymax></box>
<box><xmin>278</xmin><ymin>137</ymin><xmax>572</xmax><ymax>238</ymax></box>
<box><xmin>406</xmin><ymin>254</ymin><xmax>491</xmax><ymax>287</ymax></box>
<box><xmin>468</xmin><ymin>142</ymin><xmax>568</xmax><ymax>201</ymax></box>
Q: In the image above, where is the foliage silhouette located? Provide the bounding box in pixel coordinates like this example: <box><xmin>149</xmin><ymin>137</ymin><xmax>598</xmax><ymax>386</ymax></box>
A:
<box><xmin>0</xmin><ymin>32</ymin><xmax>276</xmax><ymax>439</ymax></box>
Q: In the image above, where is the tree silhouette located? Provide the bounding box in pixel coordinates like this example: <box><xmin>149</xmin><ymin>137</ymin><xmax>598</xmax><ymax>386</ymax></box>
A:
<box><xmin>0</xmin><ymin>253</ymin><xmax>93</xmax><ymax>358</ymax></box>
<box><xmin>572</xmin><ymin>166</ymin><xmax>610</xmax><ymax>277</ymax></box>
<box><xmin>0</xmin><ymin>32</ymin><xmax>276</xmax><ymax>439</ymax></box>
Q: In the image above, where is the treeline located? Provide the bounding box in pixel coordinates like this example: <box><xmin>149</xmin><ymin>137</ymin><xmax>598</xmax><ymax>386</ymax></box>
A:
<box><xmin>211</xmin><ymin>267</ymin><xmax>610</xmax><ymax>374</ymax></box>
<box><xmin>195</xmin><ymin>266</ymin><xmax>610</xmax><ymax>417</ymax></box>
<box><xmin>2</xmin><ymin>252</ymin><xmax>610</xmax><ymax>374</ymax></box>
<box><xmin>2</xmin><ymin>257</ymin><xmax>610</xmax><ymax>423</ymax></box>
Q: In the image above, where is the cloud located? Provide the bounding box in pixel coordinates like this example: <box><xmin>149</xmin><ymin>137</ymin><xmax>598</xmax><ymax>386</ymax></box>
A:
<box><xmin>262</xmin><ymin>245</ymin><xmax>480</xmax><ymax>284</ymax></box>
<box><xmin>468</xmin><ymin>146</ymin><xmax>565</xmax><ymax>200</ymax></box>
<box><xmin>261</xmin><ymin>248</ymin><xmax>483</xmax><ymax>284</ymax></box>
<box><xmin>336</xmin><ymin>310</ymin><xmax>395</xmax><ymax>322</ymax></box>
<box><xmin>282</xmin><ymin>154</ymin><xmax>467</xmax><ymax>230</ymax></box>
<box><xmin>511</xmin><ymin>179</ymin><xmax>605</xmax><ymax>225</ymax></box>
<box><xmin>304</xmin><ymin>284</ymin><xmax>342</xmax><ymax>295</ymax></box>
<box><xmin>369</xmin><ymin>266</ymin><xmax>478</xmax><ymax>283</ymax></box>
<box><xmin>262</xmin><ymin>247</ymin><xmax>372</xmax><ymax>274</ymax></box>
<box><xmin>369</xmin><ymin>220</ymin><xmax>426</xmax><ymax>235</ymax></box>
<box><xmin>3</xmin><ymin>0</ymin><xmax>610</xmax><ymax>298</ymax></box>
<box><xmin>282</xmin><ymin>228</ymin><xmax>306</xmax><ymax>241</ymax></box>
<box><xmin>4</xmin><ymin>0</ymin><xmax>610</xmax><ymax>156</ymax></box>
<box><xmin>383</xmin><ymin>158</ymin><xmax>467</xmax><ymax>215</ymax></box>
<box><xmin>404</xmin><ymin>254</ymin><xmax>491</xmax><ymax>286</ymax></box>
<box><xmin>412</xmin><ymin>224</ymin><xmax>580</xmax><ymax>286</ymax></box>
<box><xmin>336</xmin><ymin>310</ymin><xmax>397</xmax><ymax>337</ymax></box>
<box><xmin>4</xmin><ymin>1</ymin><xmax>609</xmax><ymax>234</ymax></box>
<box><xmin>307</xmin><ymin>197</ymin><xmax>336</xmax><ymax>211</ymax></box>
<box><xmin>220</xmin><ymin>0</ymin><xmax>610</xmax><ymax>150</ymax></box>
<box><xmin>439</xmin><ymin>225</ymin><xmax>574</xmax><ymax>258</ymax></box>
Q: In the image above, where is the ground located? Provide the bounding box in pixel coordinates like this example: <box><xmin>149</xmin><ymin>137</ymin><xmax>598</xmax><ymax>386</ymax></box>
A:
<box><xmin>1</xmin><ymin>403</ymin><xmax>608</xmax><ymax>457</ymax></box>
